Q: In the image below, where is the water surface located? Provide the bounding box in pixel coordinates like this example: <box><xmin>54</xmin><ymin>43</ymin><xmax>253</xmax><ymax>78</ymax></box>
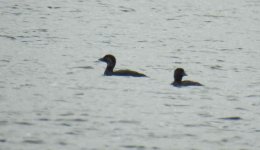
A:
<box><xmin>0</xmin><ymin>0</ymin><xmax>260</xmax><ymax>149</ymax></box>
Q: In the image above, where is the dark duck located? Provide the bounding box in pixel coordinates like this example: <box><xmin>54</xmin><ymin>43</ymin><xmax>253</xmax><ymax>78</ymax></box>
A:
<box><xmin>99</xmin><ymin>54</ymin><xmax>147</xmax><ymax>77</ymax></box>
<box><xmin>172</xmin><ymin>68</ymin><xmax>203</xmax><ymax>87</ymax></box>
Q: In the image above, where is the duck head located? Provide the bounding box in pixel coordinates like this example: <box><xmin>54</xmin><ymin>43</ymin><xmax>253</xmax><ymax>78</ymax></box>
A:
<box><xmin>174</xmin><ymin>68</ymin><xmax>187</xmax><ymax>82</ymax></box>
<box><xmin>99</xmin><ymin>54</ymin><xmax>117</xmax><ymax>72</ymax></box>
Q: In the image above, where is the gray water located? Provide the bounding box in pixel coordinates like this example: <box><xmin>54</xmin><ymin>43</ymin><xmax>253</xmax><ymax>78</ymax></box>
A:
<box><xmin>1</xmin><ymin>0</ymin><xmax>260</xmax><ymax>149</ymax></box>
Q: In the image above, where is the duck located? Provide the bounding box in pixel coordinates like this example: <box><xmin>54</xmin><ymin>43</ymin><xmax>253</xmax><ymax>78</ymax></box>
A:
<box><xmin>171</xmin><ymin>68</ymin><xmax>203</xmax><ymax>87</ymax></box>
<box><xmin>99</xmin><ymin>54</ymin><xmax>147</xmax><ymax>77</ymax></box>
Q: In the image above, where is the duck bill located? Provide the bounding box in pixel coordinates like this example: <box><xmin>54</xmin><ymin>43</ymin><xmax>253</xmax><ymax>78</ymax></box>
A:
<box><xmin>98</xmin><ymin>57</ymin><xmax>104</xmax><ymax>62</ymax></box>
<box><xmin>183</xmin><ymin>71</ymin><xmax>188</xmax><ymax>76</ymax></box>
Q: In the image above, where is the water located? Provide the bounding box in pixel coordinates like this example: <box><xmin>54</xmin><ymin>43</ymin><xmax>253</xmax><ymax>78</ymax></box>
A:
<box><xmin>0</xmin><ymin>0</ymin><xmax>260</xmax><ymax>149</ymax></box>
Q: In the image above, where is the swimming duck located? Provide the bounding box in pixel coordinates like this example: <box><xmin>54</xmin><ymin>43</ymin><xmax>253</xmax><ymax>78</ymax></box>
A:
<box><xmin>99</xmin><ymin>54</ymin><xmax>147</xmax><ymax>77</ymax></box>
<box><xmin>172</xmin><ymin>68</ymin><xmax>203</xmax><ymax>87</ymax></box>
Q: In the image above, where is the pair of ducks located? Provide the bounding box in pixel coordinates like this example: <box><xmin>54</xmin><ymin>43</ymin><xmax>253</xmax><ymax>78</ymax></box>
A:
<box><xmin>99</xmin><ymin>54</ymin><xmax>203</xmax><ymax>87</ymax></box>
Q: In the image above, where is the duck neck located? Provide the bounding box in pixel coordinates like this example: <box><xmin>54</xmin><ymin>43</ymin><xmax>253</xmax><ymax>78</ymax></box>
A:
<box><xmin>174</xmin><ymin>77</ymin><xmax>183</xmax><ymax>83</ymax></box>
<box><xmin>104</xmin><ymin>65</ymin><xmax>114</xmax><ymax>75</ymax></box>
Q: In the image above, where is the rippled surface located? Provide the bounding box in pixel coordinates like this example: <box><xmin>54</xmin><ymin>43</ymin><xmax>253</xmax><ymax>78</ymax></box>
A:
<box><xmin>1</xmin><ymin>0</ymin><xmax>260</xmax><ymax>149</ymax></box>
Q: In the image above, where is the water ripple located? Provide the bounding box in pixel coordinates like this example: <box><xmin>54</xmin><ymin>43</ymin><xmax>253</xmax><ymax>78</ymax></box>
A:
<box><xmin>23</xmin><ymin>139</ymin><xmax>44</xmax><ymax>144</ymax></box>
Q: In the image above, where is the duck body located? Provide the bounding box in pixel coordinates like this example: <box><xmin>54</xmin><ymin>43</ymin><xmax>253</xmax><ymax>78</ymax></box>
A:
<box><xmin>172</xmin><ymin>80</ymin><xmax>203</xmax><ymax>87</ymax></box>
<box><xmin>99</xmin><ymin>54</ymin><xmax>147</xmax><ymax>77</ymax></box>
<box><xmin>172</xmin><ymin>68</ymin><xmax>203</xmax><ymax>87</ymax></box>
<box><xmin>105</xmin><ymin>69</ymin><xmax>146</xmax><ymax>77</ymax></box>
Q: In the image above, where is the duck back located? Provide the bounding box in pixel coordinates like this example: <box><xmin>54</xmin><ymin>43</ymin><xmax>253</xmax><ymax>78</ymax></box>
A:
<box><xmin>113</xmin><ymin>69</ymin><xmax>147</xmax><ymax>77</ymax></box>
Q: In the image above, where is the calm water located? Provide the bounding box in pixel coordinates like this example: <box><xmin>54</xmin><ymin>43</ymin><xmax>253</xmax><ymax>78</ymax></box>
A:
<box><xmin>1</xmin><ymin>0</ymin><xmax>260</xmax><ymax>149</ymax></box>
